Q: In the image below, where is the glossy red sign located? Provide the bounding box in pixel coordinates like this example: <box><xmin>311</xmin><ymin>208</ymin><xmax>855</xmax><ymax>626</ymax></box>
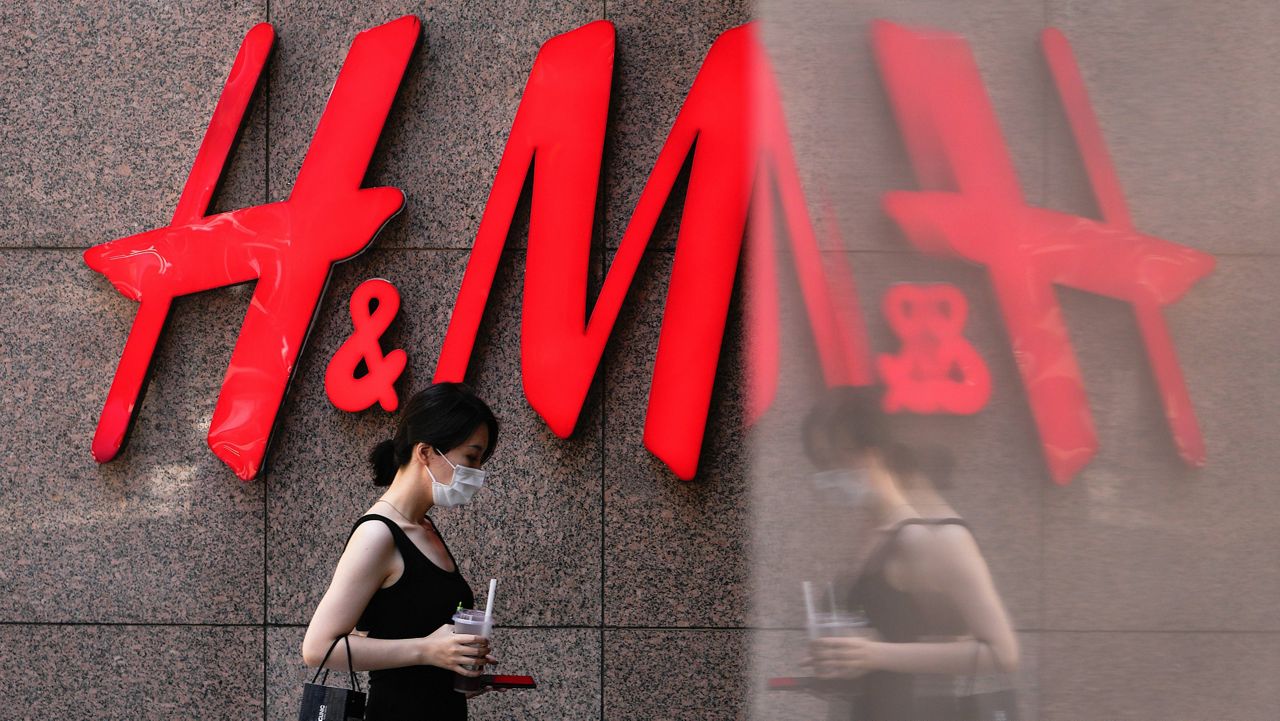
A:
<box><xmin>877</xmin><ymin>284</ymin><xmax>990</xmax><ymax>415</ymax></box>
<box><xmin>84</xmin><ymin>15</ymin><xmax>1214</xmax><ymax>485</ymax></box>
<box><xmin>874</xmin><ymin>21</ymin><xmax>1215</xmax><ymax>483</ymax></box>
<box><xmin>432</xmin><ymin>21</ymin><xmax>869</xmax><ymax>480</ymax></box>
<box><xmin>325</xmin><ymin>278</ymin><xmax>408</xmax><ymax>413</ymax></box>
<box><xmin>85</xmin><ymin>17</ymin><xmax>419</xmax><ymax>480</ymax></box>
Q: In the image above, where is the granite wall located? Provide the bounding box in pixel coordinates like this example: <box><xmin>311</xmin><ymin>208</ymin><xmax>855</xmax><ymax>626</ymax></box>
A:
<box><xmin>1</xmin><ymin>1</ymin><xmax>1278</xmax><ymax>720</ymax></box>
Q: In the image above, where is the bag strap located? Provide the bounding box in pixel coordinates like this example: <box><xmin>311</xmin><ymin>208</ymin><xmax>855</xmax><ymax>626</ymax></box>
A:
<box><xmin>965</xmin><ymin>639</ymin><xmax>983</xmax><ymax>697</ymax></box>
<box><xmin>965</xmin><ymin>638</ymin><xmax>1015</xmax><ymax>695</ymax></box>
<box><xmin>310</xmin><ymin>634</ymin><xmax>362</xmax><ymax>693</ymax></box>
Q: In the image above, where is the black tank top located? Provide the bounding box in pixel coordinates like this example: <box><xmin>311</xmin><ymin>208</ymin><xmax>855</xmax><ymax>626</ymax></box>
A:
<box><xmin>845</xmin><ymin>517</ymin><xmax>972</xmax><ymax>721</ymax></box>
<box><xmin>346</xmin><ymin>513</ymin><xmax>474</xmax><ymax>720</ymax></box>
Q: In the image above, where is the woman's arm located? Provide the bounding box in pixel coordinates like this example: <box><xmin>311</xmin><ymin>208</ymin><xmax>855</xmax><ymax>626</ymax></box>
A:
<box><xmin>300</xmin><ymin>521</ymin><xmax>490</xmax><ymax>675</ymax></box>
<box><xmin>810</xmin><ymin>636</ymin><xmax>990</xmax><ymax>677</ymax></box>
<box><xmin>870</xmin><ymin>524</ymin><xmax>1020</xmax><ymax>675</ymax></box>
<box><xmin>810</xmin><ymin>524</ymin><xmax>1019</xmax><ymax>678</ymax></box>
<box><xmin>922</xmin><ymin>524</ymin><xmax>1019</xmax><ymax>673</ymax></box>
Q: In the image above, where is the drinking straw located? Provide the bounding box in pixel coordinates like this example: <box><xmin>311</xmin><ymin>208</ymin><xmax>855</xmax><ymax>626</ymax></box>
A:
<box><xmin>483</xmin><ymin>578</ymin><xmax>497</xmax><ymax>636</ymax></box>
<box><xmin>802</xmin><ymin>581</ymin><xmax>818</xmax><ymax>640</ymax></box>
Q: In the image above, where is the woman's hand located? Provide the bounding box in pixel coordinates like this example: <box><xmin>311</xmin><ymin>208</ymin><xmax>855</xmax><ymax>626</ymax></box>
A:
<box><xmin>804</xmin><ymin>637</ymin><xmax>882</xmax><ymax>679</ymax></box>
<box><xmin>420</xmin><ymin>624</ymin><xmax>496</xmax><ymax>676</ymax></box>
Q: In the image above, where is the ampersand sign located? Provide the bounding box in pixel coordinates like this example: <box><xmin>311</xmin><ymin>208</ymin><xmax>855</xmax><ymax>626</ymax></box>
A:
<box><xmin>876</xmin><ymin>284</ymin><xmax>990</xmax><ymax>415</ymax></box>
<box><xmin>326</xmin><ymin>278</ymin><xmax>408</xmax><ymax>413</ymax></box>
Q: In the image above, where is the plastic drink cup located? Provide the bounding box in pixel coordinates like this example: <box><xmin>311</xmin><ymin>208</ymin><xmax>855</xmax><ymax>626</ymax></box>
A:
<box><xmin>809</xmin><ymin>610</ymin><xmax>870</xmax><ymax>638</ymax></box>
<box><xmin>452</xmin><ymin>609</ymin><xmax>489</xmax><ymax>693</ymax></box>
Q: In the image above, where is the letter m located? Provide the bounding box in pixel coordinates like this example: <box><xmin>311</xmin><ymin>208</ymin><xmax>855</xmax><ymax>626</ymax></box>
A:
<box><xmin>434</xmin><ymin>21</ymin><xmax>865</xmax><ymax>479</ymax></box>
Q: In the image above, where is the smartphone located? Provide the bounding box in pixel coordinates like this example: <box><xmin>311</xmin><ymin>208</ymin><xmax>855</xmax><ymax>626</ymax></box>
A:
<box><xmin>483</xmin><ymin>674</ymin><xmax>537</xmax><ymax>689</ymax></box>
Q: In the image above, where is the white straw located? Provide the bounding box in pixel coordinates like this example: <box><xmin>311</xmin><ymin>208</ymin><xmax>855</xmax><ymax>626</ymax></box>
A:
<box><xmin>483</xmin><ymin>578</ymin><xmax>497</xmax><ymax>636</ymax></box>
<box><xmin>802</xmin><ymin>581</ymin><xmax>818</xmax><ymax>640</ymax></box>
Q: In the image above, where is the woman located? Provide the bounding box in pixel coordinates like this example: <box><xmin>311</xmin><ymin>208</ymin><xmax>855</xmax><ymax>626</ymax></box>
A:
<box><xmin>802</xmin><ymin>386</ymin><xmax>1019</xmax><ymax>721</ymax></box>
<box><xmin>302</xmin><ymin>382</ymin><xmax>500</xmax><ymax>720</ymax></box>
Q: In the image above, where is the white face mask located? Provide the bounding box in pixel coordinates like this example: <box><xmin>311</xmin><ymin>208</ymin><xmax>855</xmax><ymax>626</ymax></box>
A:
<box><xmin>811</xmin><ymin>467</ymin><xmax>873</xmax><ymax>507</ymax></box>
<box><xmin>427</xmin><ymin>448</ymin><xmax>487</xmax><ymax>508</ymax></box>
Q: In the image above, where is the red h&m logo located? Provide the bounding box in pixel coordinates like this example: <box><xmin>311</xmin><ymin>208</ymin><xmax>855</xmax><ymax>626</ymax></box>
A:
<box><xmin>84</xmin><ymin>16</ymin><xmax>869</xmax><ymax>482</ymax></box>
<box><xmin>83</xmin><ymin>16</ymin><xmax>1212</xmax><ymax>485</ymax></box>
<box><xmin>83</xmin><ymin>19</ymin><xmax>417</xmax><ymax>480</ymax></box>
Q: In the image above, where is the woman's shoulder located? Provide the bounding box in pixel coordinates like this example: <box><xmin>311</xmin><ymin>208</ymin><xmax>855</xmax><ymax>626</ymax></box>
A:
<box><xmin>345</xmin><ymin>512</ymin><xmax>400</xmax><ymax>552</ymax></box>
<box><xmin>891</xmin><ymin>518</ymin><xmax>977</xmax><ymax>568</ymax></box>
<box><xmin>926</xmin><ymin>518</ymin><xmax>977</xmax><ymax>549</ymax></box>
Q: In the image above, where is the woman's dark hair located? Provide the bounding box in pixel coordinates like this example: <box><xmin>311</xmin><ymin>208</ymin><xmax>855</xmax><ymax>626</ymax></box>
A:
<box><xmin>802</xmin><ymin>385</ymin><xmax>953</xmax><ymax>489</ymax></box>
<box><xmin>369</xmin><ymin>382</ymin><xmax>500</xmax><ymax>487</ymax></box>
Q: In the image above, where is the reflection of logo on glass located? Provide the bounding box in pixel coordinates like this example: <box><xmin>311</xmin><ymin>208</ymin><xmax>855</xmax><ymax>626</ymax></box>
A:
<box><xmin>81</xmin><ymin>15</ymin><xmax>1215</xmax><ymax>489</ymax></box>
<box><xmin>875</xmin><ymin>21</ymin><xmax>1214</xmax><ymax>484</ymax></box>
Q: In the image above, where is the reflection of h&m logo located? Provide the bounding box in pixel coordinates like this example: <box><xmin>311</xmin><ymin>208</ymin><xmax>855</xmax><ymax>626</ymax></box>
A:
<box><xmin>874</xmin><ymin>22</ymin><xmax>1214</xmax><ymax>483</ymax></box>
<box><xmin>84</xmin><ymin>17</ymin><xmax>1213</xmax><ymax>485</ymax></box>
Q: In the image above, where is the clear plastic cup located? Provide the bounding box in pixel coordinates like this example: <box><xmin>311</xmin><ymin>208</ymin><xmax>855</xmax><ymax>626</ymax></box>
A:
<box><xmin>809</xmin><ymin>610</ymin><xmax>870</xmax><ymax>638</ymax></box>
<box><xmin>451</xmin><ymin>609</ymin><xmax>489</xmax><ymax>693</ymax></box>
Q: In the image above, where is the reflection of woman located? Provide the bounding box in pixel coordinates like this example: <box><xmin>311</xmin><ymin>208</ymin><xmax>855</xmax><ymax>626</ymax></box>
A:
<box><xmin>302</xmin><ymin>383</ymin><xmax>500</xmax><ymax>720</ymax></box>
<box><xmin>802</xmin><ymin>387</ymin><xmax>1019</xmax><ymax>721</ymax></box>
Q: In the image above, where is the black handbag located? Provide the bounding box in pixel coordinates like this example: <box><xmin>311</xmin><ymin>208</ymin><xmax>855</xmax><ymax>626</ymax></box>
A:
<box><xmin>958</xmin><ymin>689</ymin><xmax>1019</xmax><ymax>721</ymax></box>
<box><xmin>298</xmin><ymin>635</ymin><xmax>366</xmax><ymax>721</ymax></box>
<box><xmin>958</xmin><ymin>641</ymin><xmax>1019</xmax><ymax>721</ymax></box>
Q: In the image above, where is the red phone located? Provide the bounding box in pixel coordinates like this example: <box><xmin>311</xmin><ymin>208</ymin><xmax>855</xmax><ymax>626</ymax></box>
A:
<box><xmin>484</xmin><ymin>674</ymin><xmax>537</xmax><ymax>689</ymax></box>
<box><xmin>768</xmin><ymin>676</ymin><xmax>815</xmax><ymax>691</ymax></box>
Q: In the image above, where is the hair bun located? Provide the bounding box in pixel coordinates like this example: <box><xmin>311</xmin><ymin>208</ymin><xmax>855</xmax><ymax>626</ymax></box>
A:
<box><xmin>369</xmin><ymin>439</ymin><xmax>398</xmax><ymax>487</ymax></box>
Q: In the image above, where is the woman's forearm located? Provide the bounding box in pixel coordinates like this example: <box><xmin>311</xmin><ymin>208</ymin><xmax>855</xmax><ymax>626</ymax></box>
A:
<box><xmin>302</xmin><ymin>633</ymin><xmax>425</xmax><ymax>672</ymax></box>
<box><xmin>873</xmin><ymin>638</ymin><xmax>1015</xmax><ymax>675</ymax></box>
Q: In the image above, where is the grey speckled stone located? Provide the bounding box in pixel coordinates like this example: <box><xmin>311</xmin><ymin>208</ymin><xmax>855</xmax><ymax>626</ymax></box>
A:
<box><xmin>1043</xmin><ymin>258</ymin><xmax>1280</xmax><ymax>631</ymax></box>
<box><xmin>1040</xmin><ymin>631</ymin><xmax>1280</xmax><ymax>721</ymax></box>
<box><xmin>266</xmin><ymin>248</ymin><xmax>603</xmax><ymax>627</ymax></box>
<box><xmin>603</xmin><ymin>0</ymin><xmax>752</xmax><ymax>252</ymax></box>
<box><xmin>269</xmin><ymin>625</ymin><xmax>600</xmax><ymax>720</ymax></box>
<box><xmin>758</xmin><ymin>0</ymin><xmax>1048</xmax><ymax>251</ymax></box>
<box><xmin>0</xmin><ymin>624</ymin><xmax>262</xmax><ymax>720</ymax></box>
<box><xmin>605</xmin><ymin>629</ymin><xmax>748</xmax><ymax>720</ymax></box>
<box><xmin>0</xmin><ymin>1</ymin><xmax>267</xmax><ymax>248</ymax></box>
<box><xmin>0</xmin><ymin>251</ymin><xmax>264</xmax><ymax>623</ymax></box>
<box><xmin>1047</xmin><ymin>0</ymin><xmax>1280</xmax><ymax>254</ymax></box>
<box><xmin>267</xmin><ymin>0</ymin><xmax>601</xmax><ymax>249</ymax></box>
<box><xmin>603</xmin><ymin>249</ymin><xmax>749</xmax><ymax>628</ymax></box>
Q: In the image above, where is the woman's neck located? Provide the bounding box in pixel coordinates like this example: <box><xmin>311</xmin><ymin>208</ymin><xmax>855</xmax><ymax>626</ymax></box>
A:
<box><xmin>380</xmin><ymin>468</ymin><xmax>433</xmax><ymax>522</ymax></box>
<box><xmin>874</xmin><ymin>502</ymin><xmax>919</xmax><ymax>529</ymax></box>
<box><xmin>868</xmin><ymin>461</ymin><xmax>915</xmax><ymax>526</ymax></box>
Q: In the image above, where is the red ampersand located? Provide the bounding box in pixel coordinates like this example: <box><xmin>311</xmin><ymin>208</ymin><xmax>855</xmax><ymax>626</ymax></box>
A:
<box><xmin>83</xmin><ymin>17</ymin><xmax>418</xmax><ymax>480</ymax></box>
<box><xmin>877</xmin><ymin>284</ymin><xmax>991</xmax><ymax>415</ymax></box>
<box><xmin>325</xmin><ymin>279</ymin><xmax>408</xmax><ymax>412</ymax></box>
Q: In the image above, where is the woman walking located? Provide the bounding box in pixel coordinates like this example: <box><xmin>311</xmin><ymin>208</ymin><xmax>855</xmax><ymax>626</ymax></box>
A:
<box><xmin>302</xmin><ymin>382</ymin><xmax>501</xmax><ymax>719</ymax></box>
